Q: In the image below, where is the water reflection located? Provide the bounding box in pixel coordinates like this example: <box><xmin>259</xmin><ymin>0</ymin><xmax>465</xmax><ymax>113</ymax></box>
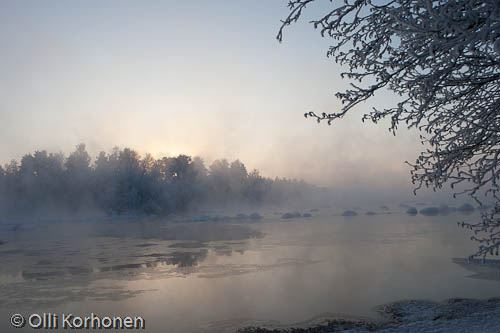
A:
<box><xmin>1</xmin><ymin>242</ymin><xmax>231</xmax><ymax>309</ymax></box>
<box><xmin>2</xmin><ymin>211</ymin><xmax>500</xmax><ymax>333</ymax></box>
<box><xmin>11</xmin><ymin>246</ymin><xmax>212</xmax><ymax>281</ymax></box>
<box><xmin>0</xmin><ymin>220</ymin><xmax>264</xmax><ymax>310</ymax></box>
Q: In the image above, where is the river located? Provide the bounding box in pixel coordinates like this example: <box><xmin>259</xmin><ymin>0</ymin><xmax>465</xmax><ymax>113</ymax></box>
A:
<box><xmin>0</xmin><ymin>206</ymin><xmax>498</xmax><ymax>332</ymax></box>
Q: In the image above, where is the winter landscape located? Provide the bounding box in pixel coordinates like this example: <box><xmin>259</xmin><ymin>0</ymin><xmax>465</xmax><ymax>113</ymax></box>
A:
<box><xmin>1</xmin><ymin>1</ymin><xmax>500</xmax><ymax>332</ymax></box>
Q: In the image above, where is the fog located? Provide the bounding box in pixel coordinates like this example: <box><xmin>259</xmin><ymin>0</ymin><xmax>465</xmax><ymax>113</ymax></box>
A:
<box><xmin>0</xmin><ymin>144</ymin><xmax>337</xmax><ymax>219</ymax></box>
<box><xmin>0</xmin><ymin>0</ymin><xmax>433</xmax><ymax>203</ymax></box>
<box><xmin>1</xmin><ymin>3</ymin><xmax>493</xmax><ymax>332</ymax></box>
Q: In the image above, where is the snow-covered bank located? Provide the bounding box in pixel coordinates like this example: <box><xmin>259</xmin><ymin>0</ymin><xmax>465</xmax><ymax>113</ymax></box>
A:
<box><xmin>239</xmin><ymin>297</ymin><xmax>500</xmax><ymax>332</ymax></box>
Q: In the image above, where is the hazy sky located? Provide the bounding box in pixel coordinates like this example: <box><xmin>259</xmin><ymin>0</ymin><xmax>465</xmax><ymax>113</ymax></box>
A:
<box><xmin>0</xmin><ymin>1</ymin><xmax>429</xmax><ymax>197</ymax></box>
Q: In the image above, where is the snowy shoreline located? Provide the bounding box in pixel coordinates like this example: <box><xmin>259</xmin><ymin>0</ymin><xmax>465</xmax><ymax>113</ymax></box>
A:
<box><xmin>239</xmin><ymin>297</ymin><xmax>500</xmax><ymax>332</ymax></box>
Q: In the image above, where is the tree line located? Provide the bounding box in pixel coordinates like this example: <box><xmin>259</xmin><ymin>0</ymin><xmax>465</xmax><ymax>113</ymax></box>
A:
<box><xmin>0</xmin><ymin>144</ymin><xmax>321</xmax><ymax>218</ymax></box>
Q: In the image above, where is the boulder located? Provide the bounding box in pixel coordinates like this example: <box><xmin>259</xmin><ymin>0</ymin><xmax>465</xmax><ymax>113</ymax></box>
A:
<box><xmin>281</xmin><ymin>211</ymin><xmax>302</xmax><ymax>219</ymax></box>
<box><xmin>457</xmin><ymin>203</ymin><xmax>475</xmax><ymax>212</ymax></box>
<box><xmin>249</xmin><ymin>212</ymin><xmax>262</xmax><ymax>220</ymax></box>
<box><xmin>419</xmin><ymin>207</ymin><xmax>440</xmax><ymax>216</ymax></box>
<box><xmin>281</xmin><ymin>212</ymin><xmax>295</xmax><ymax>219</ymax></box>
<box><xmin>406</xmin><ymin>207</ymin><xmax>418</xmax><ymax>215</ymax></box>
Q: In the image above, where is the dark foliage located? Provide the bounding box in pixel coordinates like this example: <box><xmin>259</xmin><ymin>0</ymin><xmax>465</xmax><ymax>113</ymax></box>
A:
<box><xmin>0</xmin><ymin>144</ymin><xmax>320</xmax><ymax>217</ymax></box>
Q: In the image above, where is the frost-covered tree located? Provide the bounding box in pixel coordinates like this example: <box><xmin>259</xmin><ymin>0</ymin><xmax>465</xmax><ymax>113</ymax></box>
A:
<box><xmin>278</xmin><ymin>0</ymin><xmax>500</xmax><ymax>258</ymax></box>
<box><xmin>65</xmin><ymin>144</ymin><xmax>92</xmax><ymax>212</ymax></box>
<box><xmin>17</xmin><ymin>150</ymin><xmax>65</xmax><ymax>213</ymax></box>
<box><xmin>0</xmin><ymin>144</ymin><xmax>325</xmax><ymax>218</ymax></box>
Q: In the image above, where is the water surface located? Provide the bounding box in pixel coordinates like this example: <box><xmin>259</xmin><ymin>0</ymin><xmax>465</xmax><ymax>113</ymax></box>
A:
<box><xmin>0</xmin><ymin>208</ymin><xmax>498</xmax><ymax>332</ymax></box>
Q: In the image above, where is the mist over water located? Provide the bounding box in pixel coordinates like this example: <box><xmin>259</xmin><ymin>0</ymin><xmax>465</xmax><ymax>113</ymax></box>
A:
<box><xmin>0</xmin><ymin>145</ymin><xmax>494</xmax><ymax>332</ymax></box>
<box><xmin>0</xmin><ymin>144</ymin><xmax>489</xmax><ymax>332</ymax></box>
<box><xmin>0</xmin><ymin>207</ymin><xmax>496</xmax><ymax>332</ymax></box>
<box><xmin>1</xmin><ymin>1</ymin><xmax>499</xmax><ymax>332</ymax></box>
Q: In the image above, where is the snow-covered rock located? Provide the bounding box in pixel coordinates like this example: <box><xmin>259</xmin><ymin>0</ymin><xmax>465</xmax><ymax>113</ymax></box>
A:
<box><xmin>281</xmin><ymin>212</ymin><xmax>295</xmax><ymax>219</ymax></box>
<box><xmin>406</xmin><ymin>207</ymin><xmax>418</xmax><ymax>215</ymax></box>
<box><xmin>457</xmin><ymin>203</ymin><xmax>475</xmax><ymax>212</ymax></box>
<box><xmin>281</xmin><ymin>211</ymin><xmax>301</xmax><ymax>219</ymax></box>
<box><xmin>419</xmin><ymin>207</ymin><xmax>440</xmax><ymax>216</ymax></box>
<box><xmin>249</xmin><ymin>212</ymin><xmax>262</xmax><ymax>220</ymax></box>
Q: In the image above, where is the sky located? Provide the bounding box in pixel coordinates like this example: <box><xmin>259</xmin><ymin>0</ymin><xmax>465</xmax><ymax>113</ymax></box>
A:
<box><xmin>0</xmin><ymin>0</ymin><xmax>435</xmax><ymax>200</ymax></box>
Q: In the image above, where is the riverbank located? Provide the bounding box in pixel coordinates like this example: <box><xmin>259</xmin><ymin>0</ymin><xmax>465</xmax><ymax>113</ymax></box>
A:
<box><xmin>239</xmin><ymin>297</ymin><xmax>500</xmax><ymax>332</ymax></box>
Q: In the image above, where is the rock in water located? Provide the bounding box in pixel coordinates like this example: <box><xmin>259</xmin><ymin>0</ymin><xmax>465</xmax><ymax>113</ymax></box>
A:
<box><xmin>249</xmin><ymin>212</ymin><xmax>262</xmax><ymax>220</ymax></box>
<box><xmin>457</xmin><ymin>203</ymin><xmax>475</xmax><ymax>212</ymax></box>
<box><xmin>406</xmin><ymin>207</ymin><xmax>418</xmax><ymax>215</ymax></box>
<box><xmin>281</xmin><ymin>212</ymin><xmax>295</xmax><ymax>219</ymax></box>
<box><xmin>419</xmin><ymin>207</ymin><xmax>439</xmax><ymax>216</ymax></box>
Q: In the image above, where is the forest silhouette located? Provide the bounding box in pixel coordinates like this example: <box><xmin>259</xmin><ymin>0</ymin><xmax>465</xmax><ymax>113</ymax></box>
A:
<box><xmin>0</xmin><ymin>144</ymin><xmax>322</xmax><ymax>218</ymax></box>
